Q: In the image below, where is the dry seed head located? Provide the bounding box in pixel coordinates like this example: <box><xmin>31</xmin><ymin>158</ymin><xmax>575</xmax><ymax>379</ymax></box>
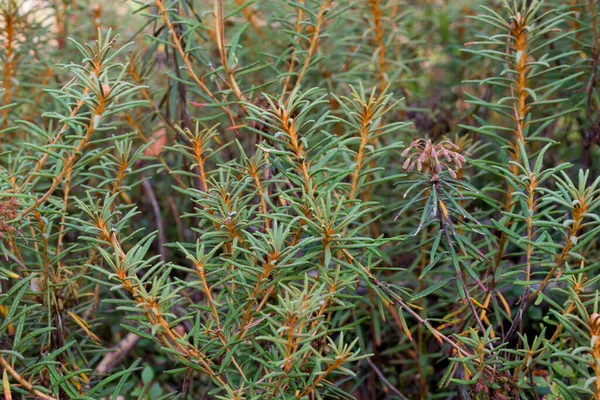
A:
<box><xmin>401</xmin><ymin>138</ymin><xmax>465</xmax><ymax>178</ymax></box>
<box><xmin>0</xmin><ymin>195</ymin><xmax>19</xmax><ymax>239</ymax></box>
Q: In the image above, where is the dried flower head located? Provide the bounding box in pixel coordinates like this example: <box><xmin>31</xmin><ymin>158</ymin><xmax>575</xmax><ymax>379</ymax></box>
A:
<box><xmin>401</xmin><ymin>138</ymin><xmax>466</xmax><ymax>179</ymax></box>
<box><xmin>0</xmin><ymin>195</ymin><xmax>19</xmax><ymax>239</ymax></box>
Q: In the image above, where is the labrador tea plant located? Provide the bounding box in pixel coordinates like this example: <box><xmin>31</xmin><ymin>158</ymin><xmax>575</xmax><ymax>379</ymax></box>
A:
<box><xmin>1</xmin><ymin>0</ymin><xmax>600</xmax><ymax>399</ymax></box>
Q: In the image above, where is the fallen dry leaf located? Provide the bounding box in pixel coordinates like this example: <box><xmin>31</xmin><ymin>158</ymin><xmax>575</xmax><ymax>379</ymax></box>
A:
<box><xmin>144</xmin><ymin>128</ymin><xmax>167</xmax><ymax>157</ymax></box>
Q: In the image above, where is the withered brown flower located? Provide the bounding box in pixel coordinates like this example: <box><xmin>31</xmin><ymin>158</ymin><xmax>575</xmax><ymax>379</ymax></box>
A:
<box><xmin>401</xmin><ymin>138</ymin><xmax>466</xmax><ymax>179</ymax></box>
<box><xmin>0</xmin><ymin>196</ymin><xmax>19</xmax><ymax>240</ymax></box>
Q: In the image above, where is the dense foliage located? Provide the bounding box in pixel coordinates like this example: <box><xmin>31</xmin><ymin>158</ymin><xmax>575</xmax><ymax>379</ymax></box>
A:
<box><xmin>1</xmin><ymin>0</ymin><xmax>600</xmax><ymax>399</ymax></box>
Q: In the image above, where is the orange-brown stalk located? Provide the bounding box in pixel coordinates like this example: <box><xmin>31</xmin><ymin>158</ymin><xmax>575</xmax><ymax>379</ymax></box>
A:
<box><xmin>293</xmin><ymin>280</ymin><xmax>340</xmax><ymax>374</ymax></box>
<box><xmin>192</xmin><ymin>258</ymin><xmax>247</xmax><ymax>379</ymax></box>
<box><xmin>491</xmin><ymin>11</ymin><xmax>532</xmax><ymax>278</ymax></box>
<box><xmin>295</xmin><ymin>358</ymin><xmax>344</xmax><ymax>399</ymax></box>
<box><xmin>32</xmin><ymin>211</ymin><xmax>49</xmax><ymax>274</ymax></box>
<box><xmin>213</xmin><ymin>0</ymin><xmax>248</xmax><ymax>111</ymax></box>
<box><xmin>92</xmin><ymin>3</ymin><xmax>101</xmax><ymax>39</ymax></box>
<box><xmin>234</xmin><ymin>0</ymin><xmax>264</xmax><ymax>33</ymax></box>
<box><xmin>1</xmin><ymin>2</ymin><xmax>17</xmax><ymax>132</ymax></box>
<box><xmin>349</xmin><ymin>101</ymin><xmax>375</xmax><ymax>200</ymax></box>
<box><xmin>369</xmin><ymin>0</ymin><xmax>388</xmax><ymax>93</ymax></box>
<box><xmin>281</xmin><ymin>1</ymin><xmax>306</xmax><ymax>97</ymax></box>
<box><xmin>20</xmin><ymin>97</ymin><xmax>103</xmax><ymax>217</ymax></box>
<box><xmin>96</xmin><ymin>222</ymin><xmax>231</xmax><ymax>390</ymax></box>
<box><xmin>590</xmin><ymin>312</ymin><xmax>600</xmax><ymax>399</ymax></box>
<box><xmin>16</xmin><ymin>91</ymin><xmax>88</xmax><ymax>194</ymax></box>
<box><xmin>154</xmin><ymin>0</ymin><xmax>239</xmax><ymax>124</ymax></box>
<box><xmin>276</xmin><ymin>105</ymin><xmax>314</xmax><ymax>248</ymax></box>
<box><xmin>277</xmin><ymin>107</ymin><xmax>312</xmax><ymax>193</ymax></box>
<box><xmin>235</xmin><ymin>252</ymin><xmax>279</xmax><ymax>340</ymax></box>
<box><xmin>510</xmin><ymin>13</ymin><xmax>529</xmax><ymax>148</ymax></box>
<box><xmin>525</xmin><ymin>176</ymin><xmax>538</xmax><ymax>288</ymax></box>
<box><xmin>282</xmin><ymin>1</ymin><xmax>331</xmax><ymax>98</ymax></box>
<box><xmin>55</xmin><ymin>1</ymin><xmax>67</xmax><ymax>49</ymax></box>
<box><xmin>527</xmin><ymin>194</ymin><xmax>587</xmax><ymax>302</ymax></box>
<box><xmin>18</xmin><ymin>42</ymin><xmax>120</xmax><ymax>216</ymax></box>
<box><xmin>541</xmin><ymin>278</ymin><xmax>584</xmax><ymax>350</ymax></box>
<box><xmin>124</xmin><ymin>113</ymin><xmax>186</xmax><ymax>189</ymax></box>
<box><xmin>55</xmin><ymin>169</ymin><xmax>73</xmax><ymax>257</ymax></box>
<box><xmin>266</xmin><ymin>294</ymin><xmax>309</xmax><ymax>400</ymax></box>
<box><xmin>126</xmin><ymin>59</ymin><xmax>171</xmax><ymax>127</ymax></box>
<box><xmin>501</xmin><ymin>172</ymin><xmax>539</xmax><ymax>341</ymax></box>
<box><xmin>247</xmin><ymin>162</ymin><xmax>269</xmax><ymax>228</ymax></box>
<box><xmin>192</xmin><ymin>135</ymin><xmax>209</xmax><ymax>192</ymax></box>
<box><xmin>341</xmin><ymin>248</ymin><xmax>481</xmax><ymax>362</ymax></box>
<box><xmin>0</xmin><ymin>355</ymin><xmax>57</xmax><ymax>400</ymax></box>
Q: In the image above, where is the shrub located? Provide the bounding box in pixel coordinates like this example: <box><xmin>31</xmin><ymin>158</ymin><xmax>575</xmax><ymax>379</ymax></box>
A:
<box><xmin>1</xmin><ymin>0</ymin><xmax>599</xmax><ymax>399</ymax></box>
